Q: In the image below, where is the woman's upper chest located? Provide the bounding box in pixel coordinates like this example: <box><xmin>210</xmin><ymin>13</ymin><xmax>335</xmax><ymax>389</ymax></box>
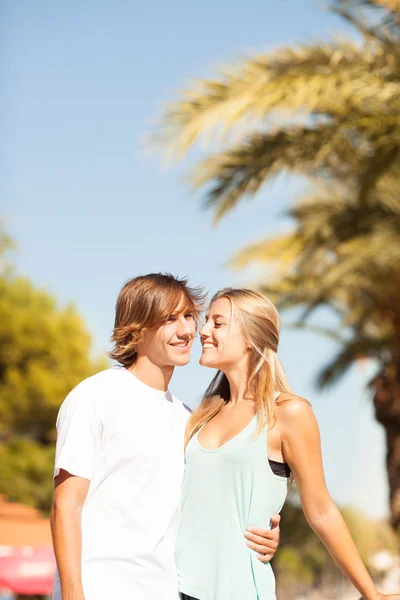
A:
<box><xmin>198</xmin><ymin>404</ymin><xmax>256</xmax><ymax>450</ymax></box>
<box><xmin>197</xmin><ymin>403</ymin><xmax>285</xmax><ymax>462</ymax></box>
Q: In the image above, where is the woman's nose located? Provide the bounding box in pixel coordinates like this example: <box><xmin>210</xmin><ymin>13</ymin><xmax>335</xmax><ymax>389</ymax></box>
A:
<box><xmin>199</xmin><ymin>322</ymin><xmax>209</xmax><ymax>338</ymax></box>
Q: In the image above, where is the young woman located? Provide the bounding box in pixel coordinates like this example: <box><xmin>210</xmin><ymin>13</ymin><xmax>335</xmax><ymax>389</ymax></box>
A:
<box><xmin>176</xmin><ymin>288</ymin><xmax>400</xmax><ymax>600</ymax></box>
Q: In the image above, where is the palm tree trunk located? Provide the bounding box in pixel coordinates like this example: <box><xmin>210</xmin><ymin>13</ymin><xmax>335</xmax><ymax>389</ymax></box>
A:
<box><xmin>383</xmin><ymin>422</ymin><xmax>400</xmax><ymax>532</ymax></box>
<box><xmin>372</xmin><ymin>366</ymin><xmax>400</xmax><ymax>533</ymax></box>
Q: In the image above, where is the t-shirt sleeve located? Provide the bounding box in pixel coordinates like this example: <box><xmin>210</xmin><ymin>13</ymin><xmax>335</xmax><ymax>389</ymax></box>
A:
<box><xmin>54</xmin><ymin>383</ymin><xmax>101</xmax><ymax>481</ymax></box>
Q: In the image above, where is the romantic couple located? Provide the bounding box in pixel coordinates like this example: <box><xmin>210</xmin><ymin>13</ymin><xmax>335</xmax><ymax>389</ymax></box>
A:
<box><xmin>50</xmin><ymin>273</ymin><xmax>399</xmax><ymax>600</ymax></box>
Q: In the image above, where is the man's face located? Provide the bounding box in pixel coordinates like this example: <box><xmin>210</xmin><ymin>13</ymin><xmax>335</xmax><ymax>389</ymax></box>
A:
<box><xmin>140</xmin><ymin>297</ymin><xmax>196</xmax><ymax>368</ymax></box>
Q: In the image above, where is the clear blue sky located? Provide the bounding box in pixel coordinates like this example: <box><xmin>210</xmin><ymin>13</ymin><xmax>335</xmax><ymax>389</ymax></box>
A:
<box><xmin>1</xmin><ymin>0</ymin><xmax>388</xmax><ymax>519</ymax></box>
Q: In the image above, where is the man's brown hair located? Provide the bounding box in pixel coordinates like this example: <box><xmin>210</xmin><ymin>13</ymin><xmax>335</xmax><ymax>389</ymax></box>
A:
<box><xmin>108</xmin><ymin>273</ymin><xmax>206</xmax><ymax>367</ymax></box>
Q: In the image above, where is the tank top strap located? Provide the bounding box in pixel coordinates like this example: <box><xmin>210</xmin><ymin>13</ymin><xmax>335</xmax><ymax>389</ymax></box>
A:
<box><xmin>196</xmin><ymin>421</ymin><xmax>207</xmax><ymax>436</ymax></box>
<box><xmin>250</xmin><ymin>391</ymin><xmax>281</xmax><ymax>438</ymax></box>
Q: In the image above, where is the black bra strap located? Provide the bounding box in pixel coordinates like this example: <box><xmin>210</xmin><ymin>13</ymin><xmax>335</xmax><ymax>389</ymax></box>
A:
<box><xmin>269</xmin><ymin>458</ymin><xmax>291</xmax><ymax>478</ymax></box>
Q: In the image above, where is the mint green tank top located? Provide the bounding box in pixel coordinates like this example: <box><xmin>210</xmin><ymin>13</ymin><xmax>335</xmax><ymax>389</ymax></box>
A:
<box><xmin>175</xmin><ymin>405</ymin><xmax>289</xmax><ymax>600</ymax></box>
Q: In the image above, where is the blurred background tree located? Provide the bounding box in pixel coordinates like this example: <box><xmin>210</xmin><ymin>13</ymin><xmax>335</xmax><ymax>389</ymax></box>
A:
<box><xmin>153</xmin><ymin>0</ymin><xmax>400</xmax><ymax>534</ymax></box>
<box><xmin>0</xmin><ymin>227</ymin><xmax>107</xmax><ymax>512</ymax></box>
<box><xmin>275</xmin><ymin>499</ymin><xmax>398</xmax><ymax>597</ymax></box>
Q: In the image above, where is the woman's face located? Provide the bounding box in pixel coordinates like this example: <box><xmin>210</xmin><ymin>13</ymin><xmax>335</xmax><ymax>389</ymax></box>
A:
<box><xmin>199</xmin><ymin>297</ymin><xmax>248</xmax><ymax>370</ymax></box>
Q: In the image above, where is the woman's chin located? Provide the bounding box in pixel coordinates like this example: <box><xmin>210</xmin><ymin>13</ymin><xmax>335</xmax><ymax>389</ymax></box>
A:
<box><xmin>199</xmin><ymin>354</ymin><xmax>216</xmax><ymax>368</ymax></box>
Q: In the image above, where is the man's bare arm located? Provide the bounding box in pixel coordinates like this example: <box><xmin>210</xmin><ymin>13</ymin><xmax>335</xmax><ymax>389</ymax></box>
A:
<box><xmin>51</xmin><ymin>469</ymin><xmax>90</xmax><ymax>600</ymax></box>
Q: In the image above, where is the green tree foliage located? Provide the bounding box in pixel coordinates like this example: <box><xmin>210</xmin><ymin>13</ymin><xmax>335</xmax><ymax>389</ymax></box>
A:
<box><xmin>153</xmin><ymin>0</ymin><xmax>400</xmax><ymax>532</ymax></box>
<box><xmin>0</xmin><ymin>274</ymin><xmax>106</xmax><ymax>443</ymax></box>
<box><xmin>0</xmin><ymin>232</ymin><xmax>107</xmax><ymax>512</ymax></box>
<box><xmin>0</xmin><ymin>439</ymin><xmax>55</xmax><ymax>513</ymax></box>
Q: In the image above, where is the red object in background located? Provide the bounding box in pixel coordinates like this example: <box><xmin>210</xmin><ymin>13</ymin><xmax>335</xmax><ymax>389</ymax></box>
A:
<box><xmin>0</xmin><ymin>545</ymin><xmax>55</xmax><ymax>595</ymax></box>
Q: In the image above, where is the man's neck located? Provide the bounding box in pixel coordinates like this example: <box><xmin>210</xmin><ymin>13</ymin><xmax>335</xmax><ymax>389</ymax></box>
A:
<box><xmin>128</xmin><ymin>357</ymin><xmax>174</xmax><ymax>392</ymax></box>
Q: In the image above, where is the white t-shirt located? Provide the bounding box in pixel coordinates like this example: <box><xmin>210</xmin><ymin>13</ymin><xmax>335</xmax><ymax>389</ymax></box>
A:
<box><xmin>52</xmin><ymin>366</ymin><xmax>190</xmax><ymax>600</ymax></box>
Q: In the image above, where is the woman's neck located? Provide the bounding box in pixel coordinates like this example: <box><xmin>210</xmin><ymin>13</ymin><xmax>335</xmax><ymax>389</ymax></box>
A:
<box><xmin>224</xmin><ymin>363</ymin><xmax>251</xmax><ymax>406</ymax></box>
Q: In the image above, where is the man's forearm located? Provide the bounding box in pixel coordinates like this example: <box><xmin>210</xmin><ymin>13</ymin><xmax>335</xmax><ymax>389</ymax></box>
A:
<box><xmin>51</xmin><ymin>500</ymin><xmax>85</xmax><ymax>600</ymax></box>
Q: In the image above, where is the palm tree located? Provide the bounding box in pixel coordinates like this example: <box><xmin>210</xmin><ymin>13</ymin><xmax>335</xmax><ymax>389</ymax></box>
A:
<box><xmin>152</xmin><ymin>0</ymin><xmax>400</xmax><ymax>531</ymax></box>
<box><xmin>228</xmin><ymin>183</ymin><xmax>400</xmax><ymax>531</ymax></box>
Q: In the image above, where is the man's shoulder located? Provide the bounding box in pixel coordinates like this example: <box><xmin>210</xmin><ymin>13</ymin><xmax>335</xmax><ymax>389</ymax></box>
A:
<box><xmin>58</xmin><ymin>368</ymin><xmax>122</xmax><ymax>423</ymax></box>
<box><xmin>62</xmin><ymin>368</ymin><xmax>125</xmax><ymax>409</ymax></box>
<box><xmin>71</xmin><ymin>367</ymin><xmax>119</xmax><ymax>393</ymax></box>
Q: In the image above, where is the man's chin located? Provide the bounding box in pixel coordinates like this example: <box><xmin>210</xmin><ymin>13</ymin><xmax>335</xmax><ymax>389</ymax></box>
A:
<box><xmin>169</xmin><ymin>354</ymin><xmax>191</xmax><ymax>367</ymax></box>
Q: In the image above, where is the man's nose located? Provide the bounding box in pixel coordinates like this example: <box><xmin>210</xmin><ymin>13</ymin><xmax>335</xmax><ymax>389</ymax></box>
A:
<box><xmin>177</xmin><ymin>316</ymin><xmax>194</xmax><ymax>337</ymax></box>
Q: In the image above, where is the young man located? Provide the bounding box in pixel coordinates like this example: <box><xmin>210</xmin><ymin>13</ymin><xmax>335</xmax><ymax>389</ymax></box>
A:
<box><xmin>51</xmin><ymin>273</ymin><xmax>281</xmax><ymax>600</ymax></box>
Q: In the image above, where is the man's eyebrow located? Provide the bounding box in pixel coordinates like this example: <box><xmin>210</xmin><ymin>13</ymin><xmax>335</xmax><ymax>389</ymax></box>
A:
<box><xmin>169</xmin><ymin>308</ymin><xmax>194</xmax><ymax>318</ymax></box>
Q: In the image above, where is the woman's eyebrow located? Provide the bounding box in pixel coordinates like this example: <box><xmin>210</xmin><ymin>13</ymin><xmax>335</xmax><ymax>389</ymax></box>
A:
<box><xmin>211</xmin><ymin>313</ymin><xmax>228</xmax><ymax>321</ymax></box>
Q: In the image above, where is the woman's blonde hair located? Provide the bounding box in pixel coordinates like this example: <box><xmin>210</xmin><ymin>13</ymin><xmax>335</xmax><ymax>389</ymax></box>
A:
<box><xmin>109</xmin><ymin>273</ymin><xmax>206</xmax><ymax>367</ymax></box>
<box><xmin>185</xmin><ymin>287</ymin><xmax>292</xmax><ymax>448</ymax></box>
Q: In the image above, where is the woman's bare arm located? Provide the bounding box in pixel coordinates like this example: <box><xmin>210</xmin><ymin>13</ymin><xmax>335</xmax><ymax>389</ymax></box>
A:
<box><xmin>51</xmin><ymin>469</ymin><xmax>90</xmax><ymax>600</ymax></box>
<box><xmin>278</xmin><ymin>396</ymin><xmax>398</xmax><ymax>600</ymax></box>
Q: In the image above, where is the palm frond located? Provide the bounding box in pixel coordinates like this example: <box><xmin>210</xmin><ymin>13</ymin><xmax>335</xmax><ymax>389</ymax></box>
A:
<box><xmin>333</xmin><ymin>0</ymin><xmax>400</xmax><ymax>43</ymax></box>
<box><xmin>227</xmin><ymin>233</ymin><xmax>301</xmax><ymax>270</ymax></box>
<box><xmin>283</xmin><ymin>321</ymin><xmax>349</xmax><ymax>344</ymax></box>
<box><xmin>152</xmin><ymin>38</ymin><xmax>399</xmax><ymax>158</ymax></box>
<box><xmin>316</xmin><ymin>333</ymin><xmax>390</xmax><ymax>388</ymax></box>
<box><xmin>190</xmin><ymin>123</ymin><xmax>373</xmax><ymax>222</ymax></box>
<box><xmin>367</xmin><ymin>0</ymin><xmax>400</xmax><ymax>12</ymax></box>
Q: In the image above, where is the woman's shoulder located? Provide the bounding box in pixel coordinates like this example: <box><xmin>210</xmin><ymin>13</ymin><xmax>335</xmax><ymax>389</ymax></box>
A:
<box><xmin>275</xmin><ymin>393</ymin><xmax>321</xmax><ymax>447</ymax></box>
<box><xmin>275</xmin><ymin>392</ymin><xmax>314</xmax><ymax>423</ymax></box>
